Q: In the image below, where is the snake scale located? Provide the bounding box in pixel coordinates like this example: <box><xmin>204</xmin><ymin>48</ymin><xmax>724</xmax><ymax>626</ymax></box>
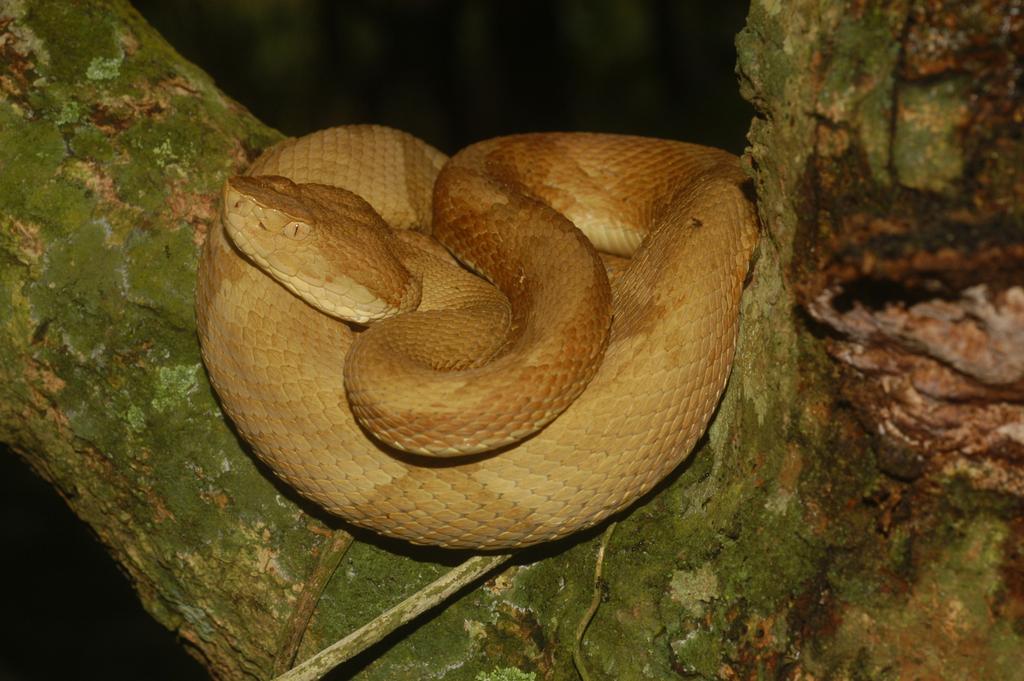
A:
<box><xmin>195</xmin><ymin>125</ymin><xmax>758</xmax><ymax>549</ymax></box>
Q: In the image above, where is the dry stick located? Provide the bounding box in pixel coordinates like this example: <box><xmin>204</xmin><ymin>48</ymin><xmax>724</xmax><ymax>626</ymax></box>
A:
<box><xmin>273</xmin><ymin>552</ymin><xmax>515</xmax><ymax>681</ymax></box>
<box><xmin>273</xmin><ymin>529</ymin><xmax>356</xmax><ymax>674</ymax></box>
<box><xmin>572</xmin><ymin>522</ymin><xmax>617</xmax><ymax>681</ymax></box>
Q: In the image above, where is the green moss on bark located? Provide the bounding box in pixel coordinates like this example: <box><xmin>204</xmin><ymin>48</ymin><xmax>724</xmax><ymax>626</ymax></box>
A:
<box><xmin>737</xmin><ymin>0</ymin><xmax>1024</xmax><ymax>677</ymax></box>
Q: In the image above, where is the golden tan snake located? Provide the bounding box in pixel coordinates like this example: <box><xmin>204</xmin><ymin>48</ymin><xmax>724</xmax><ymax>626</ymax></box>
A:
<box><xmin>195</xmin><ymin>125</ymin><xmax>758</xmax><ymax>549</ymax></box>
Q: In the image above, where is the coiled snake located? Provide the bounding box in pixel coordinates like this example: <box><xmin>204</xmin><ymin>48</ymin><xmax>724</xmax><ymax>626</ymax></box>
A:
<box><xmin>196</xmin><ymin>126</ymin><xmax>758</xmax><ymax>549</ymax></box>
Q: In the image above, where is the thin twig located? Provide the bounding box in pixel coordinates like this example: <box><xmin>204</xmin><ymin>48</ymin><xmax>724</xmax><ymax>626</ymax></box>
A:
<box><xmin>273</xmin><ymin>552</ymin><xmax>515</xmax><ymax>681</ymax></box>
<box><xmin>572</xmin><ymin>522</ymin><xmax>617</xmax><ymax>681</ymax></box>
<box><xmin>274</xmin><ymin>529</ymin><xmax>356</xmax><ymax>674</ymax></box>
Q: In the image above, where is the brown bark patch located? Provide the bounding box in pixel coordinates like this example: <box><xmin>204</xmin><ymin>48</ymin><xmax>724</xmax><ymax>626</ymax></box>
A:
<box><xmin>0</xmin><ymin>16</ymin><xmax>39</xmax><ymax>107</ymax></box>
<box><xmin>809</xmin><ymin>280</ymin><xmax>1024</xmax><ymax>494</ymax></box>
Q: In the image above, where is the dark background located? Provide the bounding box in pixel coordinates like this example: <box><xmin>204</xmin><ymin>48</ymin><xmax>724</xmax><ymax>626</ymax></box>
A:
<box><xmin>0</xmin><ymin>1</ymin><xmax>751</xmax><ymax>679</ymax></box>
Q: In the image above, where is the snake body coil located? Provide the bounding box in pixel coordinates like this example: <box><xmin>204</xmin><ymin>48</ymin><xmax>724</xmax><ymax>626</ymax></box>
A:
<box><xmin>196</xmin><ymin>126</ymin><xmax>758</xmax><ymax>549</ymax></box>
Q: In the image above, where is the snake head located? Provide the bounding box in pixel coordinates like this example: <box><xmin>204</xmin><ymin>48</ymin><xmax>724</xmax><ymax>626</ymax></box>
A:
<box><xmin>222</xmin><ymin>175</ymin><xmax>421</xmax><ymax>324</ymax></box>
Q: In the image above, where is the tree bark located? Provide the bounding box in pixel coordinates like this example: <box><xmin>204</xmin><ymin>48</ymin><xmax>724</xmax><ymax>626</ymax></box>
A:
<box><xmin>0</xmin><ymin>1</ymin><xmax>1020</xmax><ymax>680</ymax></box>
<box><xmin>735</xmin><ymin>0</ymin><xmax>1024</xmax><ymax>677</ymax></box>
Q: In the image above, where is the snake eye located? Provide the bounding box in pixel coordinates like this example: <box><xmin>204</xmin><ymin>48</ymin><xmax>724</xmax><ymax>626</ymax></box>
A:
<box><xmin>281</xmin><ymin>221</ymin><xmax>312</xmax><ymax>240</ymax></box>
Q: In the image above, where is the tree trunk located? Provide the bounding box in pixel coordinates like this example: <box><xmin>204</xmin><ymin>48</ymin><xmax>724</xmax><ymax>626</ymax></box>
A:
<box><xmin>0</xmin><ymin>1</ymin><xmax>1020</xmax><ymax>680</ymax></box>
